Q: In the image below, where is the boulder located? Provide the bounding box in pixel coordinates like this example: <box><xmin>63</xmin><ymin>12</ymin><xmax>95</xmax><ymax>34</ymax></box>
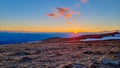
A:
<box><xmin>101</xmin><ymin>58</ymin><xmax>120</xmax><ymax>66</ymax></box>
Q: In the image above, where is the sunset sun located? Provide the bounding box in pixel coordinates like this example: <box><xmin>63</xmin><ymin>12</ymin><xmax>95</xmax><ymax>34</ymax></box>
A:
<box><xmin>73</xmin><ymin>31</ymin><xmax>78</xmax><ymax>34</ymax></box>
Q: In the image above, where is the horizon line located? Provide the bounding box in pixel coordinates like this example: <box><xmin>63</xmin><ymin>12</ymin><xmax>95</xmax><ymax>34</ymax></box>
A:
<box><xmin>0</xmin><ymin>30</ymin><xmax>120</xmax><ymax>33</ymax></box>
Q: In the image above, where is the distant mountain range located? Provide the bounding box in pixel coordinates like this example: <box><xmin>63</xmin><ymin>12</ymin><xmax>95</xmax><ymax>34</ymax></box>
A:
<box><xmin>0</xmin><ymin>31</ymin><xmax>120</xmax><ymax>45</ymax></box>
<box><xmin>43</xmin><ymin>32</ymin><xmax>120</xmax><ymax>42</ymax></box>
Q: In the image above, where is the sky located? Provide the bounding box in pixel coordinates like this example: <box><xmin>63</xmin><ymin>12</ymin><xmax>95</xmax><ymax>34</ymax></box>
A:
<box><xmin>0</xmin><ymin>0</ymin><xmax>120</xmax><ymax>32</ymax></box>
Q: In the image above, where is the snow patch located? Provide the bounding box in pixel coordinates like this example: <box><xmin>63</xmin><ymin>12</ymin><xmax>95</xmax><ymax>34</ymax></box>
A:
<box><xmin>80</xmin><ymin>34</ymin><xmax>120</xmax><ymax>41</ymax></box>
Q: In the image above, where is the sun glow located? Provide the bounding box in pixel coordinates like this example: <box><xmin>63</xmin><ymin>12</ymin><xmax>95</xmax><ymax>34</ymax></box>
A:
<box><xmin>73</xmin><ymin>31</ymin><xmax>78</xmax><ymax>34</ymax></box>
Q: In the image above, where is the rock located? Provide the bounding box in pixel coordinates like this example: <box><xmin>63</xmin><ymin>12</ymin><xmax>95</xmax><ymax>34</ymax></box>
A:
<box><xmin>13</xmin><ymin>57</ymin><xmax>22</xmax><ymax>61</ymax></box>
<box><xmin>101</xmin><ymin>58</ymin><xmax>113</xmax><ymax>64</ymax></box>
<box><xmin>83</xmin><ymin>51</ymin><xmax>104</xmax><ymax>55</ymax></box>
<box><xmin>88</xmin><ymin>63</ymin><xmax>96</xmax><ymax>68</ymax></box>
<box><xmin>83</xmin><ymin>51</ymin><xmax>93</xmax><ymax>54</ymax></box>
<box><xmin>88</xmin><ymin>62</ymin><xmax>101</xmax><ymax>68</ymax></box>
<box><xmin>87</xmin><ymin>43</ymin><xmax>93</xmax><ymax>46</ymax></box>
<box><xmin>35</xmin><ymin>50</ymin><xmax>41</xmax><ymax>54</ymax></box>
<box><xmin>18</xmin><ymin>56</ymin><xmax>32</xmax><ymax>62</ymax></box>
<box><xmin>110</xmin><ymin>51</ymin><xmax>120</xmax><ymax>55</ymax></box>
<box><xmin>112</xmin><ymin>60</ymin><xmax>120</xmax><ymax>66</ymax></box>
<box><xmin>117</xmin><ymin>53</ymin><xmax>120</xmax><ymax>57</ymax></box>
<box><xmin>74</xmin><ymin>63</ymin><xmax>87</xmax><ymax>68</ymax></box>
<box><xmin>14</xmin><ymin>52</ymin><xmax>30</xmax><ymax>56</ymax></box>
<box><xmin>57</xmin><ymin>62</ymin><xmax>87</xmax><ymax>68</ymax></box>
<box><xmin>101</xmin><ymin>58</ymin><xmax>120</xmax><ymax>66</ymax></box>
<box><xmin>57</xmin><ymin>61</ymin><xmax>73</xmax><ymax>68</ymax></box>
<box><xmin>93</xmin><ymin>51</ymin><xmax>104</xmax><ymax>54</ymax></box>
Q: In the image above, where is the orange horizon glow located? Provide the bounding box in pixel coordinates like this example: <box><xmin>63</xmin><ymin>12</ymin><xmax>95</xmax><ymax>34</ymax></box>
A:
<box><xmin>1</xmin><ymin>28</ymin><xmax>119</xmax><ymax>33</ymax></box>
<box><xmin>0</xmin><ymin>23</ymin><xmax>120</xmax><ymax>33</ymax></box>
<box><xmin>73</xmin><ymin>31</ymin><xmax>78</xmax><ymax>34</ymax></box>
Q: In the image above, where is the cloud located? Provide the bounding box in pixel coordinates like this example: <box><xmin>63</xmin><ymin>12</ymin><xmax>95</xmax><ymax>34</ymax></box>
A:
<box><xmin>47</xmin><ymin>7</ymin><xmax>80</xmax><ymax>19</ymax></box>
<box><xmin>65</xmin><ymin>13</ymin><xmax>72</xmax><ymax>19</ymax></box>
<box><xmin>65</xmin><ymin>11</ymin><xmax>80</xmax><ymax>19</ymax></box>
<box><xmin>47</xmin><ymin>13</ymin><xmax>57</xmax><ymax>18</ymax></box>
<box><xmin>70</xmin><ymin>11</ymin><xmax>80</xmax><ymax>15</ymax></box>
<box><xmin>55</xmin><ymin>7</ymin><xmax>80</xmax><ymax>19</ymax></box>
<box><xmin>80</xmin><ymin>0</ymin><xmax>88</xmax><ymax>3</ymax></box>
<box><xmin>55</xmin><ymin>7</ymin><xmax>69</xmax><ymax>16</ymax></box>
<box><xmin>75</xmin><ymin>0</ymin><xmax>88</xmax><ymax>8</ymax></box>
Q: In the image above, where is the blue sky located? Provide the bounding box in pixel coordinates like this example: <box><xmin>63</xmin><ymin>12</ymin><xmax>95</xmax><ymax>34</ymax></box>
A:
<box><xmin>0</xmin><ymin>0</ymin><xmax>120</xmax><ymax>32</ymax></box>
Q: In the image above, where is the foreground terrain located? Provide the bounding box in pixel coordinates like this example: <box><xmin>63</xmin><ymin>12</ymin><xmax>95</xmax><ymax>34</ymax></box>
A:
<box><xmin>0</xmin><ymin>40</ymin><xmax>120</xmax><ymax>68</ymax></box>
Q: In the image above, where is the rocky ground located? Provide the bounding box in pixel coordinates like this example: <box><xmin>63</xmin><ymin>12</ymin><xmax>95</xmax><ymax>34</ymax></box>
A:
<box><xmin>0</xmin><ymin>40</ymin><xmax>120</xmax><ymax>68</ymax></box>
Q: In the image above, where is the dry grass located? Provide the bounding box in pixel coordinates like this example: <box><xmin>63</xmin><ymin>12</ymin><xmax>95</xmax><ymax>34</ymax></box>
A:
<box><xmin>0</xmin><ymin>40</ymin><xmax>120</xmax><ymax>68</ymax></box>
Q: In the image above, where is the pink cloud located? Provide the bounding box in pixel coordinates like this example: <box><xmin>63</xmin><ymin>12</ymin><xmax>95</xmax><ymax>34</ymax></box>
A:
<box><xmin>47</xmin><ymin>7</ymin><xmax>80</xmax><ymax>19</ymax></box>
<box><xmin>55</xmin><ymin>7</ymin><xmax>69</xmax><ymax>16</ymax></box>
<box><xmin>70</xmin><ymin>11</ymin><xmax>80</xmax><ymax>15</ymax></box>
<box><xmin>80</xmin><ymin>0</ymin><xmax>88</xmax><ymax>3</ymax></box>
<box><xmin>65</xmin><ymin>11</ymin><xmax>80</xmax><ymax>19</ymax></box>
<box><xmin>47</xmin><ymin>13</ymin><xmax>56</xmax><ymax>17</ymax></box>
<box><xmin>65</xmin><ymin>13</ymin><xmax>72</xmax><ymax>19</ymax></box>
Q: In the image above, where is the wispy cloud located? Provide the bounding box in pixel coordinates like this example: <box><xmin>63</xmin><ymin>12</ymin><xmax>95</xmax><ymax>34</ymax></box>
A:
<box><xmin>65</xmin><ymin>13</ymin><xmax>72</xmax><ymax>19</ymax></box>
<box><xmin>47</xmin><ymin>0</ymin><xmax>88</xmax><ymax>25</ymax></box>
<box><xmin>47</xmin><ymin>7</ymin><xmax>80</xmax><ymax>19</ymax></box>
<box><xmin>55</xmin><ymin>7</ymin><xmax>69</xmax><ymax>16</ymax></box>
<box><xmin>75</xmin><ymin>0</ymin><xmax>88</xmax><ymax>8</ymax></box>
<box><xmin>65</xmin><ymin>11</ymin><xmax>80</xmax><ymax>19</ymax></box>
<box><xmin>47</xmin><ymin>13</ymin><xmax>56</xmax><ymax>17</ymax></box>
<box><xmin>80</xmin><ymin>0</ymin><xmax>88</xmax><ymax>3</ymax></box>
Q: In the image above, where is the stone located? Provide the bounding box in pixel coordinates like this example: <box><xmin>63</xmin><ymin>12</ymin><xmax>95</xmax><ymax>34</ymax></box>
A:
<box><xmin>101</xmin><ymin>58</ymin><xmax>120</xmax><ymax>66</ymax></box>
<box><xmin>74</xmin><ymin>63</ymin><xmax>87</xmax><ymax>68</ymax></box>
<box><xmin>57</xmin><ymin>62</ymin><xmax>87</xmax><ymax>68</ymax></box>
<box><xmin>19</xmin><ymin>57</ymin><xmax>32</xmax><ymax>62</ymax></box>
